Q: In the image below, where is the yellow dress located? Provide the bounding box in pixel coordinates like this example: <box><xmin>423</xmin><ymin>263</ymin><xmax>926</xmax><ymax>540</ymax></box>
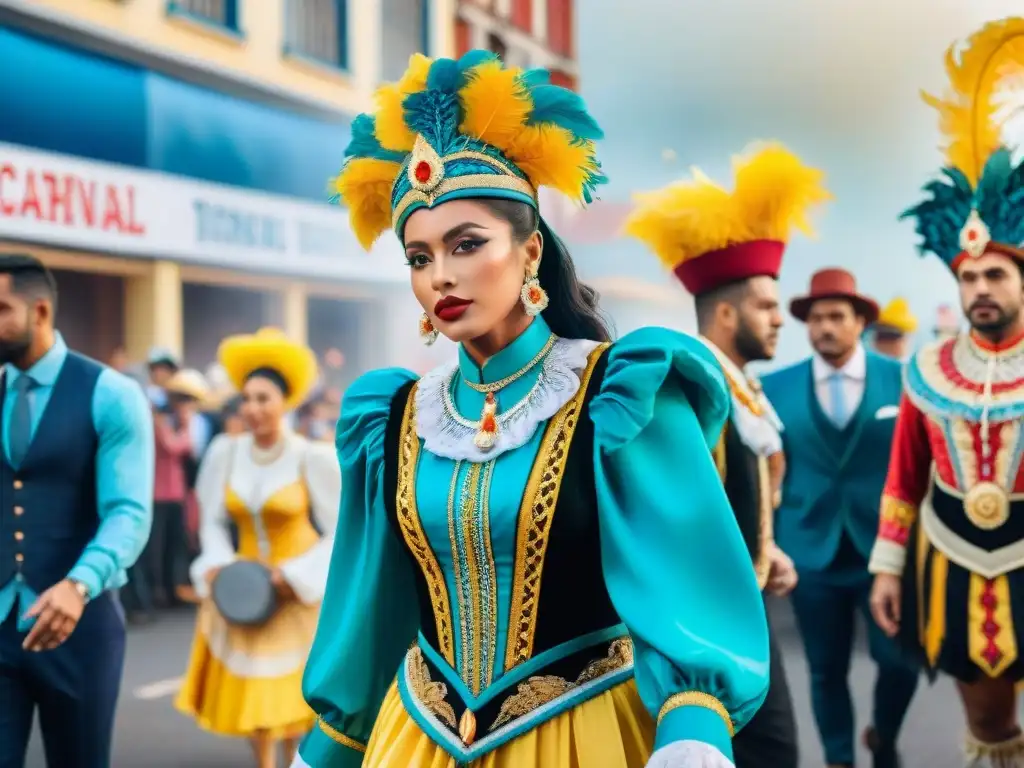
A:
<box><xmin>176</xmin><ymin>432</ymin><xmax>341</xmax><ymax>738</ymax></box>
<box><xmin>361</xmin><ymin>680</ymin><xmax>654</xmax><ymax>767</ymax></box>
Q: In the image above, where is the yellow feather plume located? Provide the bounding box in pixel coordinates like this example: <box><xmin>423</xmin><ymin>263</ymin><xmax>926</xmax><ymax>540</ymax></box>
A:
<box><xmin>624</xmin><ymin>143</ymin><xmax>830</xmax><ymax>270</ymax></box>
<box><xmin>731</xmin><ymin>143</ymin><xmax>832</xmax><ymax>241</ymax></box>
<box><xmin>458</xmin><ymin>61</ymin><xmax>533</xmax><ymax>153</ymax></box>
<box><xmin>374</xmin><ymin>53</ymin><xmax>433</xmax><ymax>153</ymax></box>
<box><xmin>332</xmin><ymin>158</ymin><xmax>402</xmax><ymax>250</ymax></box>
<box><xmin>923</xmin><ymin>17</ymin><xmax>1024</xmax><ymax>186</ymax></box>
<box><xmin>504</xmin><ymin>125</ymin><xmax>599</xmax><ymax>203</ymax></box>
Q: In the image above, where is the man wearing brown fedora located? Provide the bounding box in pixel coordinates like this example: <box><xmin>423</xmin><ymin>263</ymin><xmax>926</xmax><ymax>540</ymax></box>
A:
<box><xmin>762</xmin><ymin>267</ymin><xmax>919</xmax><ymax>768</ymax></box>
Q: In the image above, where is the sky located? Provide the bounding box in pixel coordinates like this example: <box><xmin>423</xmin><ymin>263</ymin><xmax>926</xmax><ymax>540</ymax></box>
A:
<box><xmin>571</xmin><ymin>0</ymin><xmax>1024</xmax><ymax>363</ymax></box>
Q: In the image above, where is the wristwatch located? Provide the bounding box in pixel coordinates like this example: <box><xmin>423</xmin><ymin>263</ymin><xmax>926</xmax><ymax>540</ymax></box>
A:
<box><xmin>69</xmin><ymin>579</ymin><xmax>91</xmax><ymax>605</ymax></box>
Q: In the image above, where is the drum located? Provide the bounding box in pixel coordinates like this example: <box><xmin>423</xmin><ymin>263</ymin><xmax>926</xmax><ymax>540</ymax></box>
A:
<box><xmin>211</xmin><ymin>560</ymin><xmax>279</xmax><ymax>627</ymax></box>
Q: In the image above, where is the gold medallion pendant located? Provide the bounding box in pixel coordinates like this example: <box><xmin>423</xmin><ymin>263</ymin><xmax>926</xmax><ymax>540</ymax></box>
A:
<box><xmin>964</xmin><ymin>482</ymin><xmax>1010</xmax><ymax>530</ymax></box>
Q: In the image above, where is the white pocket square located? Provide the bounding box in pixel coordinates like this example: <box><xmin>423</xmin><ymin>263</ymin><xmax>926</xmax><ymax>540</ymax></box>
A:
<box><xmin>874</xmin><ymin>405</ymin><xmax>900</xmax><ymax>420</ymax></box>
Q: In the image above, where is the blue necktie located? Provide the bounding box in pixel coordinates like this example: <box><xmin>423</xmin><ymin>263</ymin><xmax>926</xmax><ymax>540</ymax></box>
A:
<box><xmin>9</xmin><ymin>375</ymin><xmax>36</xmax><ymax>467</ymax></box>
<box><xmin>828</xmin><ymin>371</ymin><xmax>848</xmax><ymax>428</ymax></box>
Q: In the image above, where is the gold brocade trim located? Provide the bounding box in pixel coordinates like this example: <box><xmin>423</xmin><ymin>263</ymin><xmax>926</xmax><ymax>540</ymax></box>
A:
<box><xmin>407</xmin><ymin>647</ymin><xmax>458</xmax><ymax>728</ymax></box>
<box><xmin>721</xmin><ymin>367</ymin><xmax>762</xmax><ymax>417</ymax></box>
<box><xmin>881</xmin><ymin>495</ymin><xmax>918</xmax><ymax>531</ymax></box>
<box><xmin>713</xmin><ymin>431</ymin><xmax>727</xmax><ymax>482</ymax></box>
<box><xmin>657</xmin><ymin>691</ymin><xmax>735</xmax><ymax>738</ymax></box>
<box><xmin>397</xmin><ymin>386</ymin><xmax>456</xmax><ymax>666</ymax></box>
<box><xmin>392</xmin><ymin>165</ymin><xmax>537</xmax><ymax>229</ymax></box>
<box><xmin>489</xmin><ymin>638</ymin><xmax>634</xmax><ymax>732</ymax></box>
<box><xmin>504</xmin><ymin>343</ymin><xmax>611</xmax><ymax>669</ymax></box>
<box><xmin>968</xmin><ymin>573</ymin><xmax>1017</xmax><ymax>677</ymax></box>
<box><xmin>448</xmin><ymin>459</ymin><xmax>500</xmax><ymax>695</ymax></box>
<box><xmin>316</xmin><ymin>717</ymin><xmax>367</xmax><ymax>753</ymax></box>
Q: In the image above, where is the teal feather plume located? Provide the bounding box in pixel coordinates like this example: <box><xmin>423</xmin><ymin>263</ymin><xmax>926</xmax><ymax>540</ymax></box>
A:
<box><xmin>402</xmin><ymin>89</ymin><xmax>461</xmax><ymax>152</ymax></box>
<box><xmin>900</xmin><ymin>166</ymin><xmax>973</xmax><ymax>265</ymax></box>
<box><xmin>526</xmin><ymin>83</ymin><xmax>604</xmax><ymax>141</ymax></box>
<box><xmin>344</xmin><ymin>114</ymin><xmax>404</xmax><ymax>162</ymax></box>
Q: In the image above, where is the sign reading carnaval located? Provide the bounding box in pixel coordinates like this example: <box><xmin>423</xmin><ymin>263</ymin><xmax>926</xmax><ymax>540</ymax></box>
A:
<box><xmin>0</xmin><ymin>143</ymin><xmax>406</xmax><ymax>283</ymax></box>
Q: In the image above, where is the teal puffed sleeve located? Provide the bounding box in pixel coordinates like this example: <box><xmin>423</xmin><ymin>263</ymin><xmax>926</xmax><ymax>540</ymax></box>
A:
<box><xmin>591</xmin><ymin>327</ymin><xmax>769</xmax><ymax>763</ymax></box>
<box><xmin>296</xmin><ymin>368</ymin><xmax>421</xmax><ymax>768</ymax></box>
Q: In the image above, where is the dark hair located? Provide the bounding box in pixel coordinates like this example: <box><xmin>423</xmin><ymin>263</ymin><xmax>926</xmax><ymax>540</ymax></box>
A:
<box><xmin>477</xmin><ymin>199</ymin><xmax>611</xmax><ymax>342</ymax></box>
<box><xmin>0</xmin><ymin>253</ymin><xmax>58</xmax><ymax>313</ymax></box>
<box><xmin>245</xmin><ymin>367</ymin><xmax>290</xmax><ymax>396</ymax></box>
<box><xmin>694</xmin><ymin>279</ymin><xmax>751</xmax><ymax>333</ymax></box>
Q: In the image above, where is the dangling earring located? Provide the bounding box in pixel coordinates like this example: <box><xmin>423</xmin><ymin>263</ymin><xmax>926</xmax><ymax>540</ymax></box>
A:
<box><xmin>419</xmin><ymin>312</ymin><xmax>438</xmax><ymax>345</ymax></box>
<box><xmin>520</xmin><ymin>264</ymin><xmax>549</xmax><ymax>317</ymax></box>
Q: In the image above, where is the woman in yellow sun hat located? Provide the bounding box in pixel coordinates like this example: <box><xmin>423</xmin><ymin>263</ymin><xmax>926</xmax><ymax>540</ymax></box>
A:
<box><xmin>175</xmin><ymin>328</ymin><xmax>341</xmax><ymax>768</ymax></box>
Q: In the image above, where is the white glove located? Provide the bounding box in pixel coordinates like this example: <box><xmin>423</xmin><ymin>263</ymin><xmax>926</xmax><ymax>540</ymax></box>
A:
<box><xmin>289</xmin><ymin>754</ymin><xmax>312</xmax><ymax>768</ymax></box>
<box><xmin>646</xmin><ymin>741</ymin><xmax>735</xmax><ymax>768</ymax></box>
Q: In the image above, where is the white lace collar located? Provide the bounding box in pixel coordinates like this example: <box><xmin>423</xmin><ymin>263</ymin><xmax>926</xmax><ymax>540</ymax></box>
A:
<box><xmin>415</xmin><ymin>337</ymin><xmax>600</xmax><ymax>462</ymax></box>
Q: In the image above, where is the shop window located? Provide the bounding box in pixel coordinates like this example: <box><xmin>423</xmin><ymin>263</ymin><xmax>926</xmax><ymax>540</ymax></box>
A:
<box><xmin>167</xmin><ymin>0</ymin><xmax>239</xmax><ymax>31</ymax></box>
<box><xmin>284</xmin><ymin>0</ymin><xmax>348</xmax><ymax>69</ymax></box>
<box><xmin>381</xmin><ymin>0</ymin><xmax>429</xmax><ymax>81</ymax></box>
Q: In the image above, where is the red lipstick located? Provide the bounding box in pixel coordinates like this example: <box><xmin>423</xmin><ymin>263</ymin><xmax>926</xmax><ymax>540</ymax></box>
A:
<box><xmin>434</xmin><ymin>296</ymin><xmax>473</xmax><ymax>322</ymax></box>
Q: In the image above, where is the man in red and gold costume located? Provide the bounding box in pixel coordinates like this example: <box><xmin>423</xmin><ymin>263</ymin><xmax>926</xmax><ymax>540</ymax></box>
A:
<box><xmin>868</xmin><ymin>17</ymin><xmax>1024</xmax><ymax>768</ymax></box>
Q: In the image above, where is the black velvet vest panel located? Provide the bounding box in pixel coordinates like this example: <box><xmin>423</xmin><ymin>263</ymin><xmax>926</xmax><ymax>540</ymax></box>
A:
<box><xmin>721</xmin><ymin>420</ymin><xmax>764</xmax><ymax>566</ymax></box>
<box><xmin>382</xmin><ymin>350</ymin><xmax>617</xmax><ymax>663</ymax></box>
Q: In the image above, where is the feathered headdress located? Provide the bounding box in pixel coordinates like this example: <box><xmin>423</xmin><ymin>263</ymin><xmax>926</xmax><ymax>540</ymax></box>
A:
<box><xmin>902</xmin><ymin>17</ymin><xmax>1024</xmax><ymax>272</ymax></box>
<box><xmin>331</xmin><ymin>51</ymin><xmax>607</xmax><ymax>249</ymax></box>
<box><xmin>624</xmin><ymin>143</ymin><xmax>831</xmax><ymax>295</ymax></box>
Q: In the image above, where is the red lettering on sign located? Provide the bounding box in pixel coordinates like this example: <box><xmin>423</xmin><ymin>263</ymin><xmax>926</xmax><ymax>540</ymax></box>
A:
<box><xmin>0</xmin><ymin>162</ymin><xmax>147</xmax><ymax>237</ymax></box>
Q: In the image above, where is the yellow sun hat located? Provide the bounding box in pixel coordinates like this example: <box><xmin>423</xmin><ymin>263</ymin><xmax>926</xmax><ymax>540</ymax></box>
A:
<box><xmin>217</xmin><ymin>328</ymin><xmax>319</xmax><ymax>411</ymax></box>
<box><xmin>874</xmin><ymin>297</ymin><xmax>918</xmax><ymax>335</ymax></box>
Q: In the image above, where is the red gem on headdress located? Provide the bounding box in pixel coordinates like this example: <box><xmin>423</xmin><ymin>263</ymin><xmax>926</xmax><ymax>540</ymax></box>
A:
<box><xmin>414</xmin><ymin>161</ymin><xmax>432</xmax><ymax>183</ymax></box>
<box><xmin>967</xmin><ymin>229</ymin><xmax>978</xmax><ymax>242</ymax></box>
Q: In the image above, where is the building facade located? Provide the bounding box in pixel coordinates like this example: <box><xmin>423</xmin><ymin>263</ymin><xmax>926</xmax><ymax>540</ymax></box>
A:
<box><xmin>453</xmin><ymin>0</ymin><xmax>575</xmax><ymax>88</ymax></box>
<box><xmin>0</xmin><ymin>0</ymin><xmax>454</xmax><ymax>374</ymax></box>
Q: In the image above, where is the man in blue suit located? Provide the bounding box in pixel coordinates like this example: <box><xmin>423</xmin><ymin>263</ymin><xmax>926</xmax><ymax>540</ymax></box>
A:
<box><xmin>0</xmin><ymin>254</ymin><xmax>154</xmax><ymax>768</ymax></box>
<box><xmin>762</xmin><ymin>268</ymin><xmax>918</xmax><ymax>768</ymax></box>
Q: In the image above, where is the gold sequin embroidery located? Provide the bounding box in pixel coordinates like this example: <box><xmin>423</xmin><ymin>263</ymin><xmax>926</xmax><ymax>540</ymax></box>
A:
<box><xmin>504</xmin><ymin>343</ymin><xmax>610</xmax><ymax>669</ymax></box>
<box><xmin>406</xmin><ymin>646</ymin><xmax>458</xmax><ymax>729</ymax></box>
<box><xmin>392</xmin><ymin>167</ymin><xmax>537</xmax><ymax>230</ymax></box>
<box><xmin>657</xmin><ymin>691</ymin><xmax>735</xmax><ymax>738</ymax></box>
<box><xmin>489</xmin><ymin>638</ymin><xmax>633</xmax><ymax>731</ymax></box>
<box><xmin>316</xmin><ymin>717</ymin><xmax>367</xmax><ymax>752</ymax></box>
<box><xmin>396</xmin><ymin>386</ymin><xmax>456</xmax><ymax>666</ymax></box>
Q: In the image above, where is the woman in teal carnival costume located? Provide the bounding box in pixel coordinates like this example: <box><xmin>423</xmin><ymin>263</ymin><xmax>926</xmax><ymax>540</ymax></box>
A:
<box><xmin>292</xmin><ymin>50</ymin><xmax>769</xmax><ymax>768</ymax></box>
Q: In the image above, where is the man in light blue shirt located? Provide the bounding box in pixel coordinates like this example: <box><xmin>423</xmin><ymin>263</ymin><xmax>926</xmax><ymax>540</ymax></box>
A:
<box><xmin>0</xmin><ymin>254</ymin><xmax>154</xmax><ymax>768</ymax></box>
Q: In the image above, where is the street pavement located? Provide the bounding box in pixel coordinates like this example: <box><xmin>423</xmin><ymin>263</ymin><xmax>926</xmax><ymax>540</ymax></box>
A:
<box><xmin>23</xmin><ymin>599</ymin><xmax>966</xmax><ymax>767</ymax></box>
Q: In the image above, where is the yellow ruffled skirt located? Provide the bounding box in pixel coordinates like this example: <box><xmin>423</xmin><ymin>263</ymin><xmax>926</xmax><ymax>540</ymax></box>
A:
<box><xmin>363</xmin><ymin>679</ymin><xmax>654</xmax><ymax>767</ymax></box>
<box><xmin>175</xmin><ymin>599</ymin><xmax>319</xmax><ymax>738</ymax></box>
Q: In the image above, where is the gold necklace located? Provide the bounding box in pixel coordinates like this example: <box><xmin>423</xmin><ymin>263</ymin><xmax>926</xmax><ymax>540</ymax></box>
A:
<box><xmin>460</xmin><ymin>334</ymin><xmax>556</xmax><ymax>451</ymax></box>
<box><xmin>462</xmin><ymin>334</ymin><xmax>556</xmax><ymax>394</ymax></box>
